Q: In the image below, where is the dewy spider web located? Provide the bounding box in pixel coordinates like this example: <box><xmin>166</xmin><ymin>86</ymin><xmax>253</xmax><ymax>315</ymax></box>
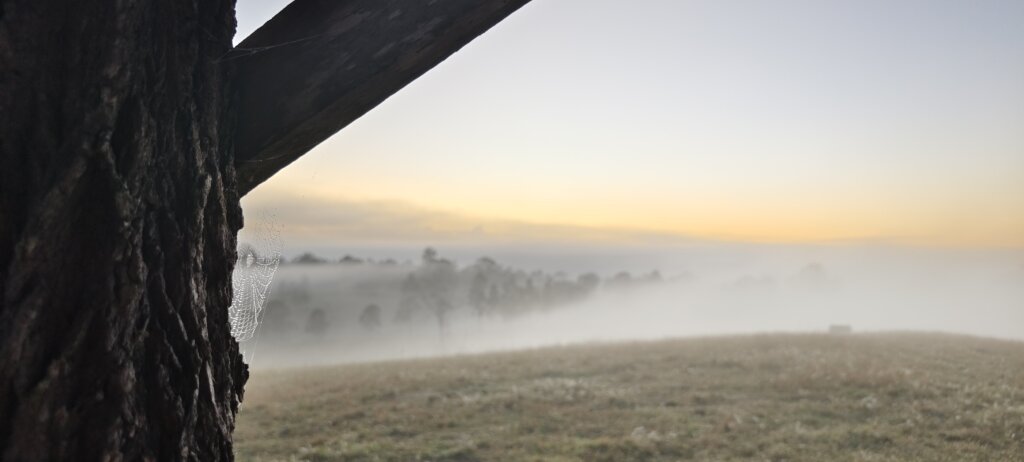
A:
<box><xmin>229</xmin><ymin>213</ymin><xmax>282</xmax><ymax>363</ymax></box>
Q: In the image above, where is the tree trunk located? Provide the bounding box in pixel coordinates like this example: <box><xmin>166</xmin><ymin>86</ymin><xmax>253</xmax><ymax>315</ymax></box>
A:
<box><xmin>0</xmin><ymin>0</ymin><xmax>532</xmax><ymax>458</ymax></box>
<box><xmin>0</xmin><ymin>1</ymin><xmax>246</xmax><ymax>459</ymax></box>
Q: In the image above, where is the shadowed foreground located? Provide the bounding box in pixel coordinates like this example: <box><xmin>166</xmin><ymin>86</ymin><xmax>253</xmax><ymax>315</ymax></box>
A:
<box><xmin>236</xmin><ymin>333</ymin><xmax>1024</xmax><ymax>461</ymax></box>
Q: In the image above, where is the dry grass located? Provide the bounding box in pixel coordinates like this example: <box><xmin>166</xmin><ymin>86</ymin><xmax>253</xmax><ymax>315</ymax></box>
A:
<box><xmin>235</xmin><ymin>333</ymin><xmax>1024</xmax><ymax>461</ymax></box>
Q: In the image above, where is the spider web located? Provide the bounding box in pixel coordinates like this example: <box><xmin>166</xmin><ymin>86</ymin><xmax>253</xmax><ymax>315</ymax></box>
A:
<box><xmin>228</xmin><ymin>214</ymin><xmax>282</xmax><ymax>362</ymax></box>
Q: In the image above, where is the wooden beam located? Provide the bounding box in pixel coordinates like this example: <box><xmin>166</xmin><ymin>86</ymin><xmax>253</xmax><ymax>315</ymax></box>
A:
<box><xmin>230</xmin><ymin>0</ymin><xmax>532</xmax><ymax>195</ymax></box>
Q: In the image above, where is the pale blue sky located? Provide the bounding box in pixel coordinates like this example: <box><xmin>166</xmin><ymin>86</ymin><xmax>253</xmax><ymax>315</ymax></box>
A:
<box><xmin>237</xmin><ymin>0</ymin><xmax>1024</xmax><ymax>247</ymax></box>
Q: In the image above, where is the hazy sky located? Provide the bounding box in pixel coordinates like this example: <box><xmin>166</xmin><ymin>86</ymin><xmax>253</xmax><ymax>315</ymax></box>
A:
<box><xmin>237</xmin><ymin>0</ymin><xmax>1024</xmax><ymax>248</ymax></box>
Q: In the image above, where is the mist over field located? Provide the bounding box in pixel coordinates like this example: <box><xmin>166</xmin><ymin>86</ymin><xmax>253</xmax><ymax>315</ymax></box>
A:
<box><xmin>219</xmin><ymin>1</ymin><xmax>1024</xmax><ymax>459</ymax></box>
<box><xmin>240</xmin><ymin>241</ymin><xmax>1024</xmax><ymax>369</ymax></box>
<box><xmin>229</xmin><ymin>0</ymin><xmax>1024</xmax><ymax>375</ymax></box>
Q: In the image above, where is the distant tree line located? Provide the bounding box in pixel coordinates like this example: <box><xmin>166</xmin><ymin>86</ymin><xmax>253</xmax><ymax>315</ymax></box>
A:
<box><xmin>286</xmin><ymin>252</ymin><xmax>402</xmax><ymax>266</ymax></box>
<box><xmin>260</xmin><ymin>248</ymin><xmax>664</xmax><ymax>339</ymax></box>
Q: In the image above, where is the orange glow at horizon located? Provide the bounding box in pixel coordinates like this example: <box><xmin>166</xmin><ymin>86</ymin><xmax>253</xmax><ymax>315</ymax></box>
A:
<box><xmin>250</xmin><ymin>176</ymin><xmax>1024</xmax><ymax>248</ymax></box>
<box><xmin>239</xmin><ymin>0</ymin><xmax>1024</xmax><ymax>249</ymax></box>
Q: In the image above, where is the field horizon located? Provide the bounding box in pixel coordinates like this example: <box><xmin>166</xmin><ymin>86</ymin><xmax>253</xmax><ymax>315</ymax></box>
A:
<box><xmin>236</xmin><ymin>331</ymin><xmax>1024</xmax><ymax>461</ymax></box>
<box><xmin>246</xmin><ymin>329</ymin><xmax>1024</xmax><ymax>371</ymax></box>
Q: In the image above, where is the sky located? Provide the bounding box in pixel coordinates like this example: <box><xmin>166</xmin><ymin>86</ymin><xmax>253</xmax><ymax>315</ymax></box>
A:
<box><xmin>235</xmin><ymin>0</ymin><xmax>1024</xmax><ymax>249</ymax></box>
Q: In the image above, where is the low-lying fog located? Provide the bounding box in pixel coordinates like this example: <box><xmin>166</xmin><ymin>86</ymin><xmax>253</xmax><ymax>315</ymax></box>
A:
<box><xmin>235</xmin><ymin>243</ymin><xmax>1023</xmax><ymax>369</ymax></box>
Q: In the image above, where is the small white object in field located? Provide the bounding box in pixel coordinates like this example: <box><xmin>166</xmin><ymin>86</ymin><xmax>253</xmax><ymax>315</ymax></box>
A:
<box><xmin>829</xmin><ymin>324</ymin><xmax>853</xmax><ymax>335</ymax></box>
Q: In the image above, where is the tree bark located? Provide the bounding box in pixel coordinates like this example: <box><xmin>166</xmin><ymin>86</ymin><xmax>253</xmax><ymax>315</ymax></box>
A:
<box><xmin>0</xmin><ymin>0</ymin><xmax>532</xmax><ymax>459</ymax></box>
<box><xmin>0</xmin><ymin>1</ymin><xmax>246</xmax><ymax>460</ymax></box>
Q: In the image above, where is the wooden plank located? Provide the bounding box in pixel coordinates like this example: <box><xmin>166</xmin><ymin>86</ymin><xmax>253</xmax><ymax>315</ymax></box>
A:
<box><xmin>230</xmin><ymin>0</ymin><xmax>532</xmax><ymax>195</ymax></box>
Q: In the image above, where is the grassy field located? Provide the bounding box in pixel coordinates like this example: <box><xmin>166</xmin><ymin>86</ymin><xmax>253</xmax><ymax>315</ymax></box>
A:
<box><xmin>235</xmin><ymin>333</ymin><xmax>1024</xmax><ymax>461</ymax></box>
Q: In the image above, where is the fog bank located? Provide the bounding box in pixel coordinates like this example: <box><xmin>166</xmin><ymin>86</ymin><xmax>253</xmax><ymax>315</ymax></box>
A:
<box><xmin>240</xmin><ymin>243</ymin><xmax>1023</xmax><ymax>369</ymax></box>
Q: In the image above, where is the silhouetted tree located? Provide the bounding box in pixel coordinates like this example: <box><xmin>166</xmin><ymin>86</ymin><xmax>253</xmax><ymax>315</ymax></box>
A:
<box><xmin>359</xmin><ymin>304</ymin><xmax>382</xmax><ymax>330</ymax></box>
<box><xmin>643</xmin><ymin>270</ymin><xmax>663</xmax><ymax>283</ymax></box>
<box><xmin>606</xmin><ymin>271</ymin><xmax>634</xmax><ymax>290</ymax></box>
<box><xmin>793</xmin><ymin>262</ymin><xmax>838</xmax><ymax>291</ymax></box>
<box><xmin>469</xmin><ymin>272</ymin><xmax>490</xmax><ymax>318</ymax></box>
<box><xmin>278</xmin><ymin>279</ymin><xmax>312</xmax><ymax>305</ymax></box>
<box><xmin>293</xmin><ymin>252</ymin><xmax>328</xmax><ymax>264</ymax></box>
<box><xmin>419</xmin><ymin>249</ymin><xmax>457</xmax><ymax>338</ymax></box>
<box><xmin>486</xmin><ymin>284</ymin><xmax>502</xmax><ymax>309</ymax></box>
<box><xmin>422</xmin><ymin>247</ymin><xmax>440</xmax><ymax>264</ymax></box>
<box><xmin>578</xmin><ymin>273</ymin><xmax>601</xmax><ymax>290</ymax></box>
<box><xmin>394</xmin><ymin>274</ymin><xmax>423</xmax><ymax>323</ymax></box>
<box><xmin>305</xmin><ymin>308</ymin><xmax>330</xmax><ymax>335</ymax></box>
<box><xmin>340</xmin><ymin>254</ymin><xmax>365</xmax><ymax>265</ymax></box>
<box><xmin>261</xmin><ymin>299</ymin><xmax>293</xmax><ymax>336</ymax></box>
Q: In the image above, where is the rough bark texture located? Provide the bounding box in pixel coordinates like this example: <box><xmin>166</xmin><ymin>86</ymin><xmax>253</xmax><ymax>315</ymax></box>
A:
<box><xmin>0</xmin><ymin>1</ymin><xmax>246</xmax><ymax>460</ymax></box>
<box><xmin>232</xmin><ymin>0</ymin><xmax>532</xmax><ymax>194</ymax></box>
<box><xmin>0</xmin><ymin>0</ymin><xmax>532</xmax><ymax>458</ymax></box>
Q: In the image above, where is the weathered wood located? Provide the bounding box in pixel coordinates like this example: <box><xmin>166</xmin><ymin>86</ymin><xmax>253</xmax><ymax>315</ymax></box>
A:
<box><xmin>231</xmin><ymin>0</ymin><xmax>532</xmax><ymax>195</ymax></box>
